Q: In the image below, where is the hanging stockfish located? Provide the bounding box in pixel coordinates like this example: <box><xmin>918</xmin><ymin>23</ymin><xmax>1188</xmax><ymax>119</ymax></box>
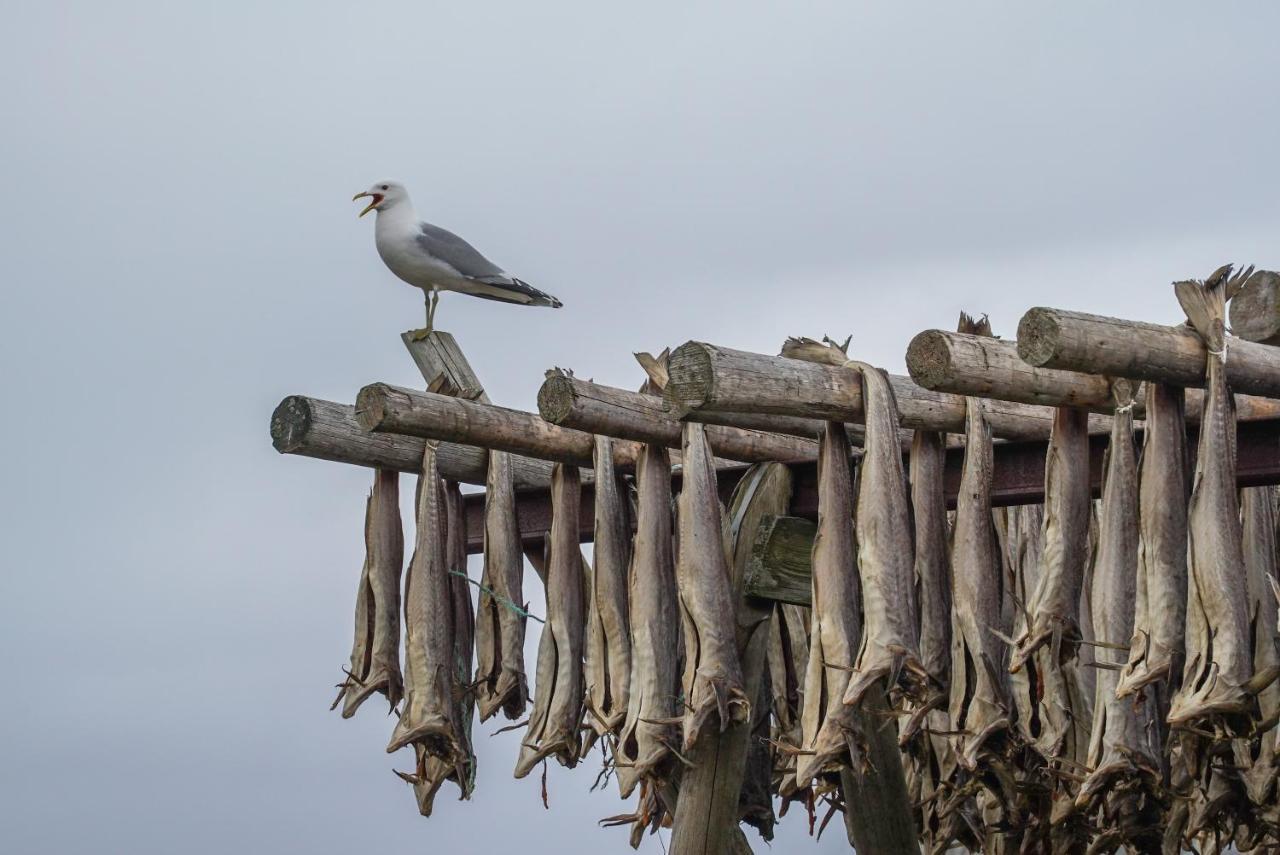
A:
<box><xmin>675</xmin><ymin>421</ymin><xmax>749</xmax><ymax>751</ymax></box>
<box><xmin>1117</xmin><ymin>384</ymin><xmax>1190</xmax><ymax>699</ymax></box>
<box><xmin>841</xmin><ymin>361</ymin><xmax>927</xmax><ymax>710</ymax></box>
<box><xmin>766</xmin><ymin>601</ymin><xmax>810</xmax><ymax>806</ymax></box>
<box><xmin>1074</xmin><ymin>380</ymin><xmax>1163</xmax><ymax>848</ymax></box>
<box><xmin>796</xmin><ymin>421</ymin><xmax>865</xmax><ymax>783</ymax></box>
<box><xmin>473</xmin><ymin>450</ymin><xmax>530</xmax><ymax>721</ymax></box>
<box><xmin>1236</xmin><ymin>486</ymin><xmax>1280</xmax><ymax>834</ymax></box>
<box><xmin>947</xmin><ymin>328</ymin><xmax>1013</xmax><ymax>772</ymax></box>
<box><xmin>334</xmin><ymin>469</ymin><xmax>404</xmax><ymax>717</ymax></box>
<box><xmin>388</xmin><ymin>447</ymin><xmax>471</xmax><ymax>798</ymax></box>
<box><xmin>515</xmin><ymin>463</ymin><xmax>587</xmax><ymax>777</ymax></box>
<box><xmin>399</xmin><ymin>482</ymin><xmax>478</xmax><ymax>814</ymax></box>
<box><xmin>1168</xmin><ymin>265</ymin><xmax>1261</xmax><ymax>736</ymax></box>
<box><xmin>584</xmin><ymin>435</ymin><xmax>633</xmax><ymax>747</ymax></box>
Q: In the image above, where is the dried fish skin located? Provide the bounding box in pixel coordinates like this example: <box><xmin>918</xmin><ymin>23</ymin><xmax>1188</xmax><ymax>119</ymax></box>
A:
<box><xmin>948</xmin><ymin>395</ymin><xmax>1012</xmax><ymax>771</ymax></box>
<box><xmin>676</xmin><ymin>421</ymin><xmax>749</xmax><ymax>752</ymax></box>
<box><xmin>515</xmin><ymin>463</ymin><xmax>587</xmax><ymax>777</ymax></box>
<box><xmin>796</xmin><ymin>422</ymin><xmax>866</xmax><ymax>783</ymax></box>
<box><xmin>1169</xmin><ymin>274</ymin><xmax>1255</xmax><ymax>732</ymax></box>
<box><xmin>1118</xmin><ymin>383</ymin><xmax>1190</xmax><ymax>699</ymax></box>
<box><xmin>841</xmin><ymin>362</ymin><xmax>926</xmax><ymax>710</ymax></box>
<box><xmin>1237</xmin><ymin>486</ymin><xmax>1280</xmax><ymax>814</ymax></box>
<box><xmin>584</xmin><ymin>435</ymin><xmax>632</xmax><ymax>742</ymax></box>
<box><xmin>1077</xmin><ymin>388</ymin><xmax>1162</xmax><ymax>812</ymax></box>
<box><xmin>335</xmin><ymin>470</ymin><xmax>406</xmax><ymax>717</ymax></box>
<box><xmin>388</xmin><ymin>447</ymin><xmax>469</xmax><ymax>785</ymax></box>
<box><xmin>474</xmin><ymin>450</ymin><xmax>529</xmax><ymax>722</ymax></box>
<box><xmin>767</xmin><ymin>602</ymin><xmax>810</xmax><ymax>803</ymax></box>
<box><xmin>616</xmin><ymin>444</ymin><xmax>680</xmax><ymax>798</ymax></box>
<box><xmin>912</xmin><ymin>430</ymin><xmax>952</xmax><ymax>698</ymax></box>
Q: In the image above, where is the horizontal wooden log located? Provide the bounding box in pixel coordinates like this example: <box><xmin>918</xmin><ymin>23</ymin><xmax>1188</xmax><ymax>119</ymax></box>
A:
<box><xmin>356</xmin><ymin>383</ymin><xmax>642</xmax><ymax>469</ymax></box>
<box><xmin>271</xmin><ymin>395</ymin><xmax>556</xmax><ymax>488</ymax></box>
<box><xmin>1018</xmin><ymin>307</ymin><xmax>1280</xmax><ymax>400</ymax></box>
<box><xmin>1227</xmin><ymin>269</ymin><xmax>1280</xmax><ymax>346</ymax></box>
<box><xmin>536</xmin><ymin>373</ymin><xmax>819</xmax><ymax>461</ymax></box>
<box><xmin>909</xmin><ymin>329</ymin><xmax>1280</xmax><ymax>422</ymax></box>
<box><xmin>665</xmin><ymin>341</ymin><xmax>1108</xmax><ymax>441</ymax></box>
<box><xmin>742</xmin><ymin>515</ymin><xmax>814</xmax><ymax>606</ymax></box>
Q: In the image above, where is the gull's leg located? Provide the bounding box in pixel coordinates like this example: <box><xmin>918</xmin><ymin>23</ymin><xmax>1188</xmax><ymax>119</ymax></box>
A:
<box><xmin>409</xmin><ymin>289</ymin><xmax>438</xmax><ymax>342</ymax></box>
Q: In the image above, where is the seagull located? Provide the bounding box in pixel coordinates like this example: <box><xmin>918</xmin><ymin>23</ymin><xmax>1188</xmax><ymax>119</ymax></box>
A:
<box><xmin>353</xmin><ymin>180</ymin><xmax>562</xmax><ymax>339</ymax></box>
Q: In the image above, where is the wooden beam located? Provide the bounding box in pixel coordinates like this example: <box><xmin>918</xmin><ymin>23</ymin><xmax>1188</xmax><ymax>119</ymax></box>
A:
<box><xmin>742</xmin><ymin>515</ymin><xmax>814</xmax><ymax>606</ymax></box>
<box><xmin>536</xmin><ymin>372</ymin><xmax>819</xmax><ymax>461</ymax></box>
<box><xmin>271</xmin><ymin>395</ymin><xmax>556</xmax><ymax>488</ymax></box>
<box><xmin>1227</xmin><ymin>269</ymin><xmax>1280</xmax><ymax>346</ymax></box>
<box><xmin>401</xmin><ymin>330</ymin><xmax>491</xmax><ymax>401</ymax></box>
<box><xmin>356</xmin><ymin>383</ymin><xmax>641</xmax><ymax>469</ymax></box>
<box><xmin>1017</xmin><ymin>307</ymin><xmax>1280</xmax><ymax>400</ymax></box>
<box><xmin>665</xmin><ymin>341</ymin><xmax>1108</xmax><ymax>441</ymax></box>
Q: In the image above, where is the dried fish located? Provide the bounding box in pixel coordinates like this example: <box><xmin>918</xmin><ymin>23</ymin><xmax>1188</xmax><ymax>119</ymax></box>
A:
<box><xmin>474</xmin><ymin>450</ymin><xmax>530</xmax><ymax>721</ymax></box>
<box><xmin>334</xmin><ymin>469</ymin><xmax>404</xmax><ymax>716</ymax></box>
<box><xmin>515</xmin><ymin>463</ymin><xmax>586</xmax><ymax>777</ymax></box>
<box><xmin>1236</xmin><ymin>486</ymin><xmax>1280</xmax><ymax>821</ymax></box>
<box><xmin>948</xmin><ymin>387</ymin><xmax>1012</xmax><ymax>771</ymax></box>
<box><xmin>388</xmin><ymin>446</ymin><xmax>470</xmax><ymax>793</ymax></box>
<box><xmin>841</xmin><ymin>361</ymin><xmax>926</xmax><ymax>709</ymax></box>
<box><xmin>1118</xmin><ymin>383</ymin><xmax>1190</xmax><ymax>698</ymax></box>
<box><xmin>1169</xmin><ymin>267</ymin><xmax>1258</xmax><ymax>734</ymax></box>
<box><xmin>796</xmin><ymin>422</ymin><xmax>865</xmax><ymax>783</ymax></box>
<box><xmin>766</xmin><ymin>601</ymin><xmax>810</xmax><ymax>804</ymax></box>
<box><xmin>1075</xmin><ymin>381</ymin><xmax>1162</xmax><ymax>831</ymax></box>
<box><xmin>584</xmin><ymin>435</ymin><xmax>632</xmax><ymax>744</ymax></box>
<box><xmin>400</xmin><ymin>481</ymin><xmax>477</xmax><ymax>814</ymax></box>
<box><xmin>616</xmin><ymin>443</ymin><xmax>680</xmax><ymax>798</ymax></box>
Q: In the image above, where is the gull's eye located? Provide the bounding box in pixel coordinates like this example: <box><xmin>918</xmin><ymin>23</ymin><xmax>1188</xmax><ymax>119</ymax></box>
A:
<box><xmin>380</xmin><ymin>184</ymin><xmax>389</xmax><ymax>191</ymax></box>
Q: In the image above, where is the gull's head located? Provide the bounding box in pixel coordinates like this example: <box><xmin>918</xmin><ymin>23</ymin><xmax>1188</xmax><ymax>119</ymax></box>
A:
<box><xmin>352</xmin><ymin>180</ymin><xmax>408</xmax><ymax>217</ymax></box>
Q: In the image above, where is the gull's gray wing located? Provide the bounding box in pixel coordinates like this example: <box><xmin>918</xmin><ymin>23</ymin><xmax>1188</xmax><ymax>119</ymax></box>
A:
<box><xmin>416</xmin><ymin>222</ymin><xmax>561</xmax><ymax>307</ymax></box>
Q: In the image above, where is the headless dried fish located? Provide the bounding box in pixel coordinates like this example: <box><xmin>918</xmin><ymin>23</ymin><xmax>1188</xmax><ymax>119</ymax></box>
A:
<box><xmin>842</xmin><ymin>361</ymin><xmax>926</xmax><ymax>710</ymax></box>
<box><xmin>1169</xmin><ymin>268</ymin><xmax>1258</xmax><ymax>734</ymax></box>
<box><xmin>1118</xmin><ymin>384</ymin><xmax>1190</xmax><ymax>698</ymax></box>
<box><xmin>388</xmin><ymin>446</ymin><xmax>470</xmax><ymax>790</ymax></box>
<box><xmin>616</xmin><ymin>443</ymin><xmax>680</xmax><ymax>798</ymax></box>
<box><xmin>334</xmin><ymin>469</ymin><xmax>404</xmax><ymax>717</ymax></box>
<box><xmin>948</xmin><ymin>391</ymin><xmax>1012</xmax><ymax>771</ymax></box>
<box><xmin>1076</xmin><ymin>382</ymin><xmax>1162</xmax><ymax>826</ymax></box>
<box><xmin>401</xmin><ymin>482</ymin><xmax>477</xmax><ymax>813</ymax></box>
<box><xmin>474</xmin><ymin>450</ymin><xmax>530</xmax><ymax>721</ymax></box>
<box><xmin>515</xmin><ymin>463</ymin><xmax>586</xmax><ymax>777</ymax></box>
<box><xmin>675</xmin><ymin>421</ymin><xmax>749</xmax><ymax>751</ymax></box>
<box><xmin>767</xmin><ymin>602</ymin><xmax>810</xmax><ymax>804</ymax></box>
<box><xmin>584</xmin><ymin>435</ymin><xmax>632</xmax><ymax>743</ymax></box>
<box><xmin>1237</xmin><ymin>486</ymin><xmax>1280</xmax><ymax>820</ymax></box>
<box><xmin>796</xmin><ymin>422</ymin><xmax>865</xmax><ymax>783</ymax></box>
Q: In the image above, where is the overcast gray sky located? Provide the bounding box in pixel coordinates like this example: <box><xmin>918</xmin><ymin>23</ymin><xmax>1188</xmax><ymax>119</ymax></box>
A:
<box><xmin>4</xmin><ymin>2</ymin><xmax>1279</xmax><ymax>852</ymax></box>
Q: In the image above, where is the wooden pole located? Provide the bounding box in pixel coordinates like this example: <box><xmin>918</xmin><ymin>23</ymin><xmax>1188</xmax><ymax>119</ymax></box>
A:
<box><xmin>1226</xmin><ymin>269</ymin><xmax>1280</xmax><ymax>346</ymax></box>
<box><xmin>536</xmin><ymin>372</ymin><xmax>819</xmax><ymax>461</ymax></box>
<box><xmin>1017</xmin><ymin>307</ymin><xmax>1280</xmax><ymax>399</ymax></box>
<box><xmin>908</xmin><ymin>328</ymin><xmax>1280</xmax><ymax>421</ymax></box>
<box><xmin>356</xmin><ymin>383</ymin><xmax>640</xmax><ymax>469</ymax></box>
<box><xmin>665</xmin><ymin>341</ymin><xmax>1109</xmax><ymax>440</ymax></box>
<box><xmin>271</xmin><ymin>395</ymin><xmax>556</xmax><ymax>488</ymax></box>
<box><xmin>401</xmin><ymin>330</ymin><xmax>490</xmax><ymax>400</ymax></box>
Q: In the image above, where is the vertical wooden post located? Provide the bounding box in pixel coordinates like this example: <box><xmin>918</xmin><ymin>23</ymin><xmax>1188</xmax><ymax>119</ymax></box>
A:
<box><xmin>402</xmin><ymin>330</ymin><xmax>491</xmax><ymax>403</ymax></box>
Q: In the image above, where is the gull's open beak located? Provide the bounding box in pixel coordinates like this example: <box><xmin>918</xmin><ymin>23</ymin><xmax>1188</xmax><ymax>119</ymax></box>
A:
<box><xmin>352</xmin><ymin>191</ymin><xmax>383</xmax><ymax>218</ymax></box>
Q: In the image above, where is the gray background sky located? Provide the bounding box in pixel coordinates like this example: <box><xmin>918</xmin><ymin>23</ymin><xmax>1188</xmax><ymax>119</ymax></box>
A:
<box><xmin>3</xmin><ymin>2</ymin><xmax>1278</xmax><ymax>852</ymax></box>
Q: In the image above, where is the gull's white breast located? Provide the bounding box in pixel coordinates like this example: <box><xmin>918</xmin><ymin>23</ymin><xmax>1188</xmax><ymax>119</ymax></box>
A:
<box><xmin>374</xmin><ymin>216</ymin><xmax>465</xmax><ymax>292</ymax></box>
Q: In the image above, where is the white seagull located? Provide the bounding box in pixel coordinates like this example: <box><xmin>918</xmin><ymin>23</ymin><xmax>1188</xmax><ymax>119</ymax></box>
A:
<box><xmin>353</xmin><ymin>180</ymin><xmax>562</xmax><ymax>339</ymax></box>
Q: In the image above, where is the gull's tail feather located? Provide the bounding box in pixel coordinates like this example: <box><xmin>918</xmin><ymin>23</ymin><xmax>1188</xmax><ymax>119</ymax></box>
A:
<box><xmin>469</xmin><ymin>277</ymin><xmax>563</xmax><ymax>308</ymax></box>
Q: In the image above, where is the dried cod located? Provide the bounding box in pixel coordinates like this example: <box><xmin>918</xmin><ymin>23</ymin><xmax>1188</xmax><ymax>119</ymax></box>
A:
<box><xmin>514</xmin><ymin>463</ymin><xmax>586</xmax><ymax>777</ymax></box>
<box><xmin>388</xmin><ymin>447</ymin><xmax>471</xmax><ymax>797</ymax></box>
<box><xmin>842</xmin><ymin>361</ymin><xmax>927</xmax><ymax>710</ymax></box>
<box><xmin>675</xmin><ymin>421</ymin><xmax>748</xmax><ymax>751</ymax></box>
<box><xmin>584</xmin><ymin>435</ymin><xmax>632</xmax><ymax>745</ymax></box>
<box><xmin>334</xmin><ymin>468</ymin><xmax>404</xmax><ymax>717</ymax></box>
<box><xmin>474</xmin><ymin>450</ymin><xmax>530</xmax><ymax>721</ymax></box>
<box><xmin>616</xmin><ymin>443</ymin><xmax>680</xmax><ymax>797</ymax></box>
<box><xmin>1236</xmin><ymin>486</ymin><xmax>1280</xmax><ymax>824</ymax></box>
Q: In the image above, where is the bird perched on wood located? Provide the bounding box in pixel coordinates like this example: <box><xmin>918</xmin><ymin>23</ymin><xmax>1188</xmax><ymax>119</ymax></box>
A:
<box><xmin>353</xmin><ymin>180</ymin><xmax>562</xmax><ymax>339</ymax></box>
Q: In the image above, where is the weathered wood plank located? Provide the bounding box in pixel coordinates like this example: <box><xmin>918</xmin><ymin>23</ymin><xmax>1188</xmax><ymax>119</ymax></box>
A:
<box><xmin>743</xmin><ymin>515</ymin><xmax>814</xmax><ymax>607</ymax></box>
<box><xmin>401</xmin><ymin>330</ymin><xmax>489</xmax><ymax>401</ymax></box>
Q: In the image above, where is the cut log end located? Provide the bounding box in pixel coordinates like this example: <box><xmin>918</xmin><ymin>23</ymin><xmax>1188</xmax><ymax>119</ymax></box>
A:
<box><xmin>904</xmin><ymin>329</ymin><xmax>955</xmax><ymax>391</ymax></box>
<box><xmin>1016</xmin><ymin>307</ymin><xmax>1061</xmax><ymax>367</ymax></box>
<box><xmin>271</xmin><ymin>395</ymin><xmax>313</xmax><ymax>453</ymax></box>
<box><xmin>664</xmin><ymin>341</ymin><xmax>715</xmax><ymax>415</ymax></box>
<box><xmin>536</xmin><ymin>373</ymin><xmax>575</xmax><ymax>425</ymax></box>
<box><xmin>354</xmin><ymin>383</ymin><xmax>393</xmax><ymax>432</ymax></box>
